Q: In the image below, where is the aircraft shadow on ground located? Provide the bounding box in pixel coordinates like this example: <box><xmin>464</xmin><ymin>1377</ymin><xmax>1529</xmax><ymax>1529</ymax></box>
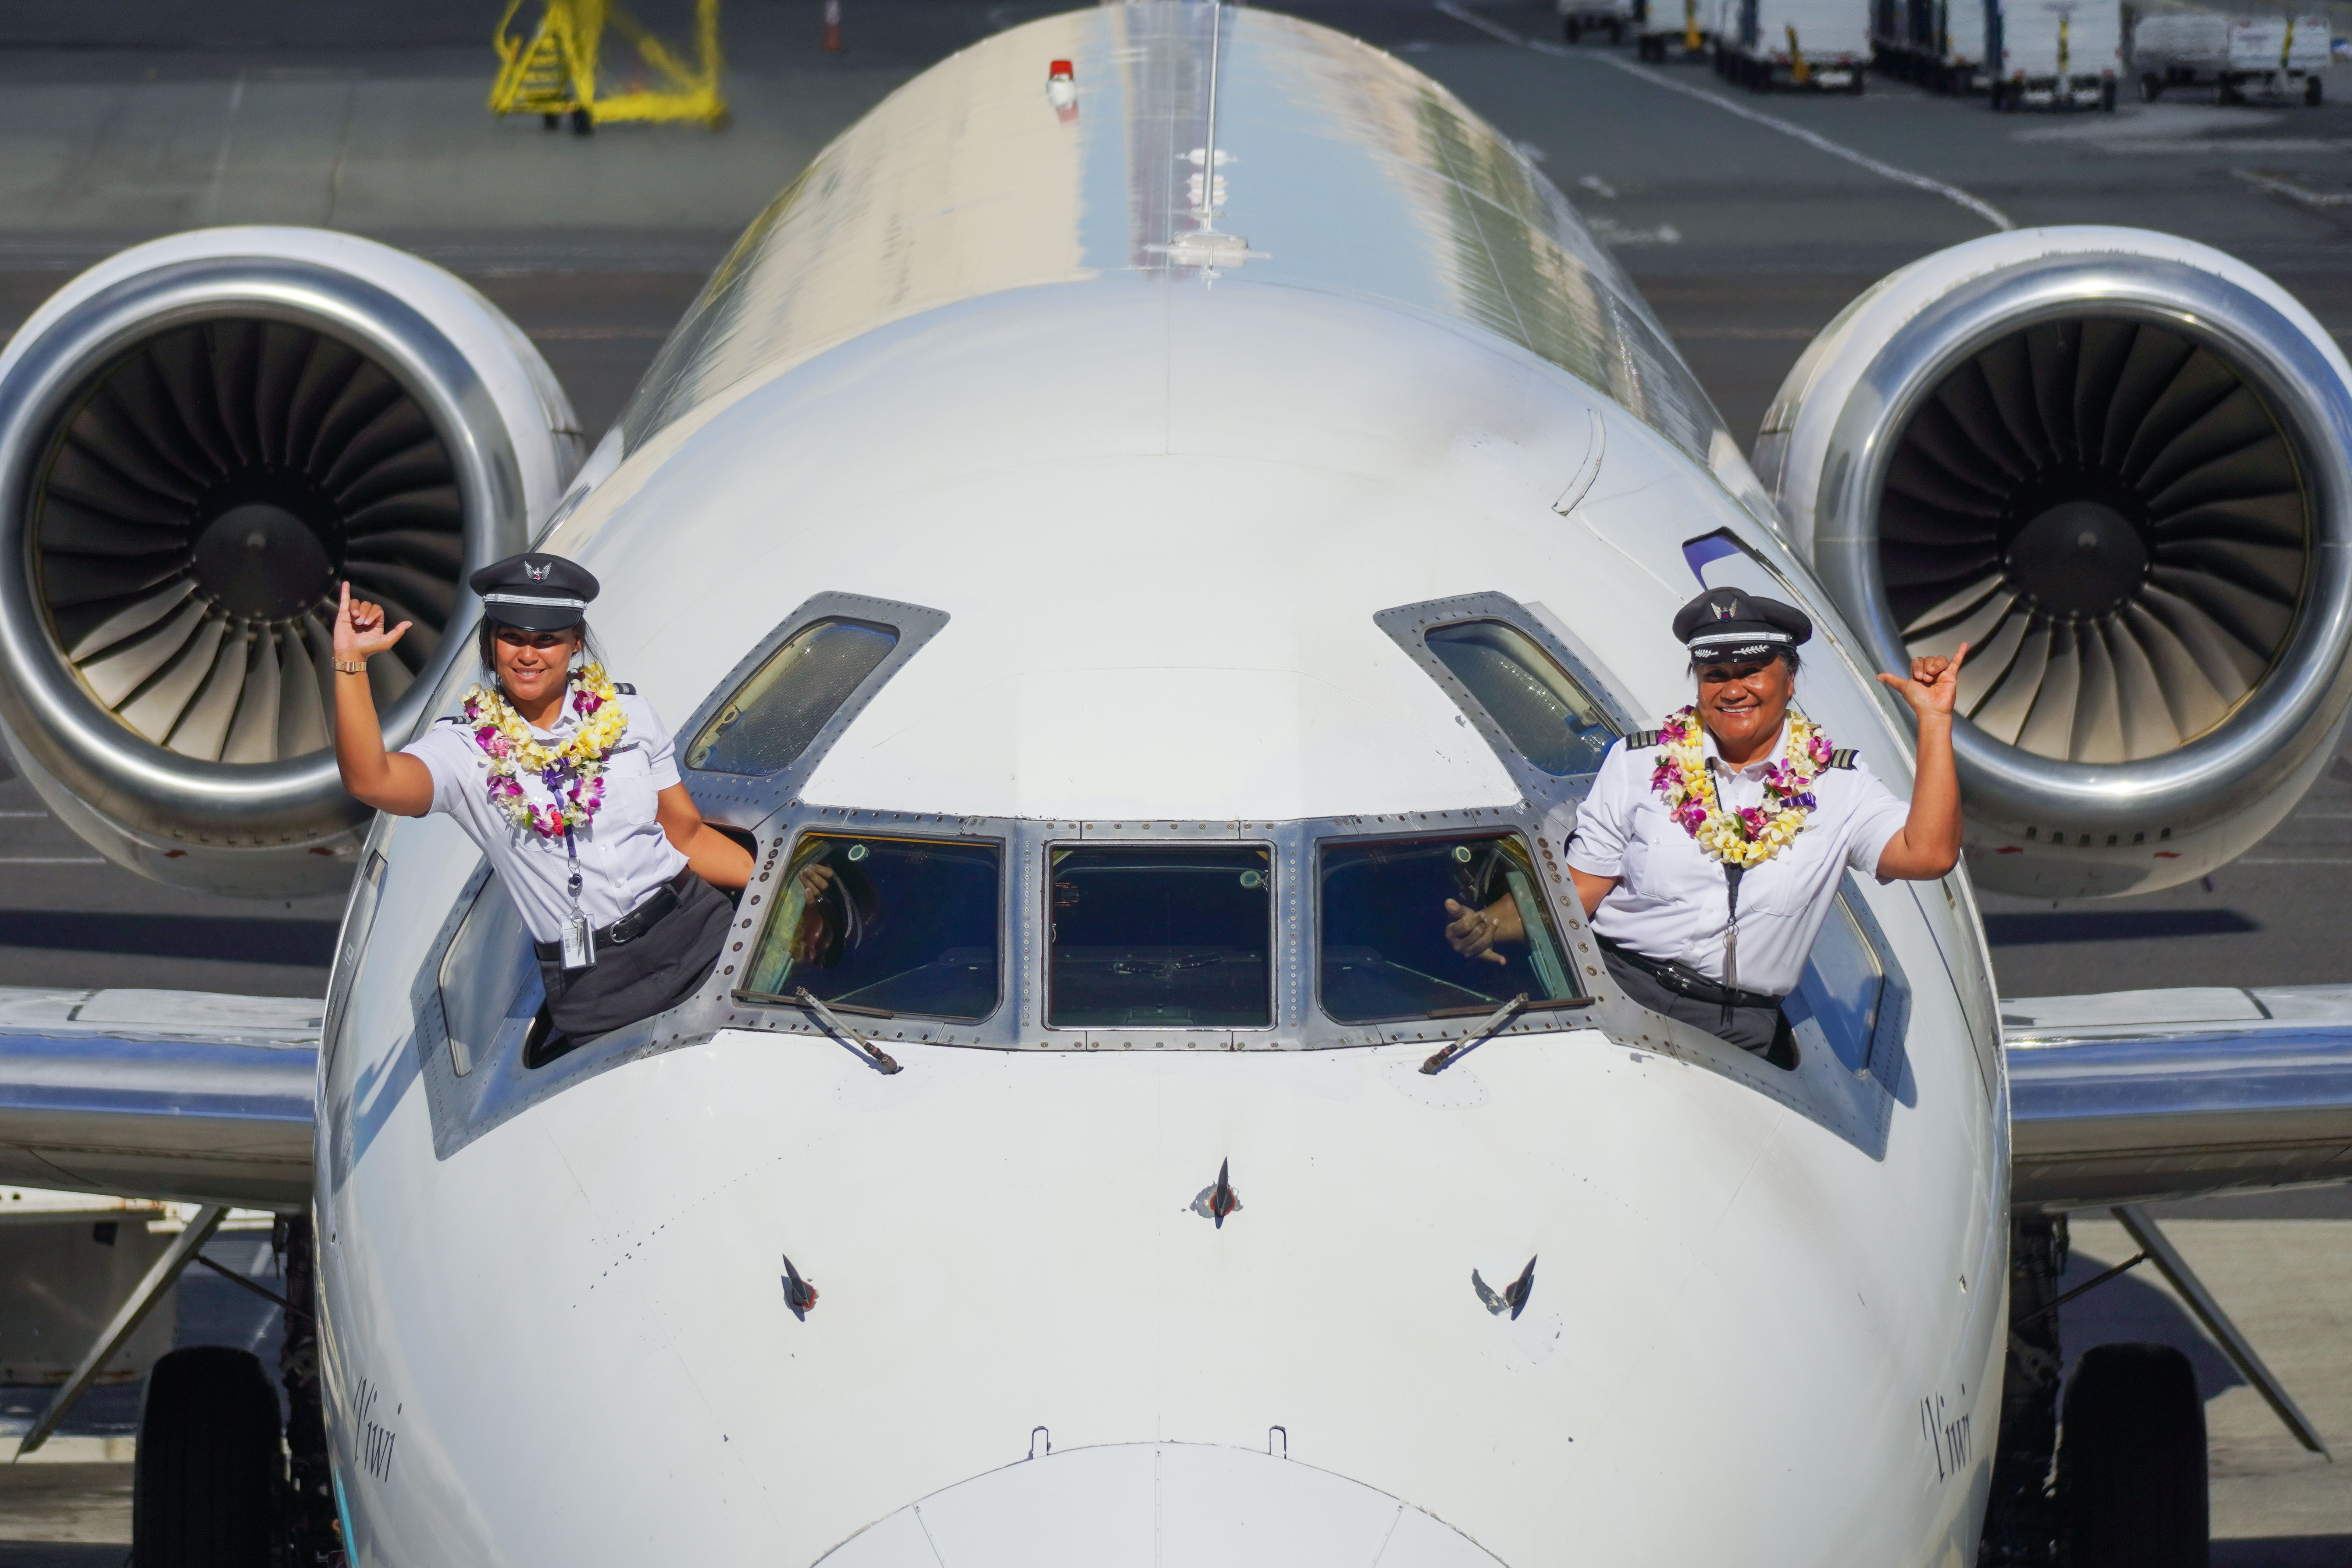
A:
<box><xmin>1985</xmin><ymin>909</ymin><xmax>2263</xmax><ymax>945</ymax></box>
<box><xmin>2060</xmin><ymin>1251</ymin><xmax>2245</xmax><ymax>1399</ymax></box>
<box><xmin>0</xmin><ymin>911</ymin><xmax>336</xmax><ymax>967</ymax></box>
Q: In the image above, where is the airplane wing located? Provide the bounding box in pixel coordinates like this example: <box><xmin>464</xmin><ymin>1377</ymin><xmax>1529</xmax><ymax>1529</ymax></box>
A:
<box><xmin>2005</xmin><ymin>984</ymin><xmax>2352</xmax><ymax>1209</ymax></box>
<box><xmin>1</xmin><ymin>975</ymin><xmax>2346</xmax><ymax>1216</ymax></box>
<box><xmin>0</xmin><ymin>987</ymin><xmax>316</xmax><ymax>1210</ymax></box>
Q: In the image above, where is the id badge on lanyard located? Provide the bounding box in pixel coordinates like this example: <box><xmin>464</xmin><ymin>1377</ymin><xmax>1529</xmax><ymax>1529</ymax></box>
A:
<box><xmin>559</xmin><ymin>827</ymin><xmax>596</xmax><ymax>971</ymax></box>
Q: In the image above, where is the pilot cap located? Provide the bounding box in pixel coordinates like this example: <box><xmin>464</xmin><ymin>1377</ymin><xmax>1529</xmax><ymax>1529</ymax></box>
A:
<box><xmin>469</xmin><ymin>552</ymin><xmax>599</xmax><ymax>632</ymax></box>
<box><xmin>1673</xmin><ymin>587</ymin><xmax>1813</xmax><ymax>663</ymax></box>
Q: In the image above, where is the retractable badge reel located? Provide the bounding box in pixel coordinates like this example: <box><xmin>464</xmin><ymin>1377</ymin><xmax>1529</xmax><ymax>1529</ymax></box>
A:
<box><xmin>561</xmin><ymin>829</ymin><xmax>596</xmax><ymax>970</ymax></box>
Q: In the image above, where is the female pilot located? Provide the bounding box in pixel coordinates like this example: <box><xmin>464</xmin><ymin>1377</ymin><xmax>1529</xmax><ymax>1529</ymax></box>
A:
<box><xmin>1447</xmin><ymin>588</ymin><xmax>1964</xmax><ymax>1055</ymax></box>
<box><xmin>331</xmin><ymin>552</ymin><xmax>754</xmax><ymax>1046</ymax></box>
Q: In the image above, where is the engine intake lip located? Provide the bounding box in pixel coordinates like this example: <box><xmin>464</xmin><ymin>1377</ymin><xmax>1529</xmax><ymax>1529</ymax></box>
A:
<box><xmin>1812</xmin><ymin>253</ymin><xmax>2352</xmax><ymax>837</ymax></box>
<box><xmin>0</xmin><ymin>257</ymin><xmax>530</xmax><ymax>849</ymax></box>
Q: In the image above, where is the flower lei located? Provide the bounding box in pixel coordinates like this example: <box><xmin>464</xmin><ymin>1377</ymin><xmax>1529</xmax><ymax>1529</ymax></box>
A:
<box><xmin>1649</xmin><ymin>705</ymin><xmax>1831</xmax><ymax>869</ymax></box>
<box><xmin>461</xmin><ymin>663</ymin><xmax>629</xmax><ymax>839</ymax></box>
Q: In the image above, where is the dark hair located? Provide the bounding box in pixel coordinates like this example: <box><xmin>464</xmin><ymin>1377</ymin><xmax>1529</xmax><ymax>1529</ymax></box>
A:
<box><xmin>1689</xmin><ymin>645</ymin><xmax>1801</xmax><ymax>679</ymax></box>
<box><xmin>478</xmin><ymin>619</ymin><xmax>604</xmax><ymax>683</ymax></box>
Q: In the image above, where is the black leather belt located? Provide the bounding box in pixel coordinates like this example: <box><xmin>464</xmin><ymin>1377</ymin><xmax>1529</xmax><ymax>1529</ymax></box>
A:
<box><xmin>1597</xmin><ymin>935</ymin><xmax>1782</xmax><ymax>1011</ymax></box>
<box><xmin>535</xmin><ymin>868</ymin><xmax>695</xmax><ymax>962</ymax></box>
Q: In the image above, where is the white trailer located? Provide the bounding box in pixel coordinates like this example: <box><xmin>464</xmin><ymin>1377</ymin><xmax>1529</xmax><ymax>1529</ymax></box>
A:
<box><xmin>1557</xmin><ymin>0</ymin><xmax>1642</xmax><ymax>45</ymax></box>
<box><xmin>1716</xmin><ymin>0</ymin><xmax>1870</xmax><ymax>87</ymax></box>
<box><xmin>1871</xmin><ymin>0</ymin><xmax>1992</xmax><ymax>90</ymax></box>
<box><xmin>2134</xmin><ymin>11</ymin><xmax>2329</xmax><ymax>102</ymax></box>
<box><xmin>1988</xmin><ymin>0</ymin><xmax>2121</xmax><ymax>106</ymax></box>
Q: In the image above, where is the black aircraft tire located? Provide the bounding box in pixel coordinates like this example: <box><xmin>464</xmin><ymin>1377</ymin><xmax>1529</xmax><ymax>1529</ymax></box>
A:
<box><xmin>132</xmin><ymin>1347</ymin><xmax>283</xmax><ymax>1568</ymax></box>
<box><xmin>2060</xmin><ymin>1343</ymin><xmax>2209</xmax><ymax>1568</ymax></box>
<box><xmin>2308</xmin><ymin>74</ymin><xmax>2324</xmax><ymax>105</ymax></box>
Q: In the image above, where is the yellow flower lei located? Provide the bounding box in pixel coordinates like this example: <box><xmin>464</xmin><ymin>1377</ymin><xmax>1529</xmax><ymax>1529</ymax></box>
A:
<box><xmin>461</xmin><ymin>663</ymin><xmax>630</xmax><ymax>839</ymax></box>
<box><xmin>1649</xmin><ymin>706</ymin><xmax>1830</xmax><ymax>870</ymax></box>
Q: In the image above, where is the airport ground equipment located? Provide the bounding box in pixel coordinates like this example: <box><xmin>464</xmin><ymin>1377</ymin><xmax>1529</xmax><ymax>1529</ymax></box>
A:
<box><xmin>1757</xmin><ymin>226</ymin><xmax>2352</xmax><ymax>896</ymax></box>
<box><xmin>1636</xmin><ymin>0</ymin><xmax>1716</xmax><ymax>60</ymax></box>
<box><xmin>488</xmin><ymin>0</ymin><xmax>727</xmax><ymax>131</ymax></box>
<box><xmin>1871</xmin><ymin>0</ymin><xmax>1989</xmax><ymax>90</ymax></box>
<box><xmin>8</xmin><ymin>5</ymin><xmax>2352</xmax><ymax>1561</ymax></box>
<box><xmin>1559</xmin><ymin>0</ymin><xmax>1641</xmax><ymax>44</ymax></box>
<box><xmin>1715</xmin><ymin>0</ymin><xmax>1868</xmax><ymax>87</ymax></box>
<box><xmin>1981</xmin><ymin>0</ymin><xmax>2119</xmax><ymax>107</ymax></box>
<box><xmin>2132</xmin><ymin>11</ymin><xmax>2330</xmax><ymax>102</ymax></box>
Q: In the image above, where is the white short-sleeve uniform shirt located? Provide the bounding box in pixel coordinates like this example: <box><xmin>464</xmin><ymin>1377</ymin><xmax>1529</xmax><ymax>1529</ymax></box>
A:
<box><xmin>1564</xmin><ymin>717</ymin><xmax>1910</xmax><ymax>997</ymax></box>
<box><xmin>403</xmin><ymin>686</ymin><xmax>689</xmax><ymax>944</ymax></box>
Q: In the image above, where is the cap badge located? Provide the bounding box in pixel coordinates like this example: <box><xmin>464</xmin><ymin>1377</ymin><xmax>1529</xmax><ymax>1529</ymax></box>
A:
<box><xmin>526</xmin><ymin>560</ymin><xmax>552</xmax><ymax>582</ymax></box>
<box><xmin>1713</xmin><ymin>600</ymin><xmax>1735</xmax><ymax>620</ymax></box>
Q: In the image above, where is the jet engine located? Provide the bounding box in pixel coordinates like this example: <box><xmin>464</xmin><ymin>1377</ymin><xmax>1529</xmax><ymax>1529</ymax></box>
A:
<box><xmin>1756</xmin><ymin>227</ymin><xmax>2352</xmax><ymax>897</ymax></box>
<box><xmin>0</xmin><ymin>229</ymin><xmax>583</xmax><ymax>895</ymax></box>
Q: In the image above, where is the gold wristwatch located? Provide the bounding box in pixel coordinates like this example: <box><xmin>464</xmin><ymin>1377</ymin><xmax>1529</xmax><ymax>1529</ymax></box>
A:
<box><xmin>333</xmin><ymin>658</ymin><xmax>367</xmax><ymax>675</ymax></box>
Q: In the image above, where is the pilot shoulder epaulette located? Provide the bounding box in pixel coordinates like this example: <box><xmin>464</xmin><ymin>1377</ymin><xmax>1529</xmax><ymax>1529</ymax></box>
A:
<box><xmin>1623</xmin><ymin>729</ymin><xmax>1664</xmax><ymax>749</ymax></box>
<box><xmin>612</xmin><ymin>682</ymin><xmax>636</xmax><ymax>695</ymax></box>
<box><xmin>1827</xmin><ymin>748</ymin><xmax>1858</xmax><ymax>770</ymax></box>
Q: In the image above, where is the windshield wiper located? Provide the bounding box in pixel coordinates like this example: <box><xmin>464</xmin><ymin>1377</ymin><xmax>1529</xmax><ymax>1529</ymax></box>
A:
<box><xmin>796</xmin><ymin>987</ymin><xmax>902</xmax><ymax>1075</ymax></box>
<box><xmin>1421</xmin><ymin>992</ymin><xmax>1527</xmax><ymax>1075</ymax></box>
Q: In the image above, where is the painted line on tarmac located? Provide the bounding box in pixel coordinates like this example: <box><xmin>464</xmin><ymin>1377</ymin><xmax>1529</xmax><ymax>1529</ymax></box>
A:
<box><xmin>0</xmin><ymin>857</ymin><xmax>102</xmax><ymax>865</ymax></box>
<box><xmin>1433</xmin><ymin>2</ymin><xmax>2014</xmax><ymax>232</ymax></box>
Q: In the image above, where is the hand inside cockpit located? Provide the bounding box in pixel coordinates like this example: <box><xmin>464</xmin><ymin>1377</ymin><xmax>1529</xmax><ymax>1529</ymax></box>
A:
<box><xmin>1443</xmin><ymin>895</ymin><xmax>1525</xmax><ymax>966</ymax></box>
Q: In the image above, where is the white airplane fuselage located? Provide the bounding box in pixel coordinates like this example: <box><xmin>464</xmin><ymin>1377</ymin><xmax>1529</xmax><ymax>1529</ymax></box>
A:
<box><xmin>311</xmin><ymin>8</ymin><xmax>2007</xmax><ymax>1564</ymax></box>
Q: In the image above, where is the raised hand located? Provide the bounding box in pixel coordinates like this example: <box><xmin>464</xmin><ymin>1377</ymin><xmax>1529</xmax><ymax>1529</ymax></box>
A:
<box><xmin>334</xmin><ymin>580</ymin><xmax>411</xmax><ymax>663</ymax></box>
<box><xmin>1877</xmin><ymin>641</ymin><xmax>1967</xmax><ymax>720</ymax></box>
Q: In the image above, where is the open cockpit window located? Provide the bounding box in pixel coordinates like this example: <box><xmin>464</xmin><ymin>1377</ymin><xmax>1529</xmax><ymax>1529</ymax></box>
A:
<box><xmin>1047</xmin><ymin>845</ymin><xmax>1273</xmax><ymax>1029</ymax></box>
<box><xmin>738</xmin><ymin>832</ymin><xmax>1002</xmax><ymax>1021</ymax></box>
<box><xmin>435</xmin><ymin>874</ymin><xmax>544</xmax><ymax>1076</ymax></box>
<box><xmin>1318</xmin><ymin>832</ymin><xmax>1585</xmax><ymax>1023</ymax></box>
<box><xmin>685</xmin><ymin>618</ymin><xmax>898</xmax><ymax>775</ymax></box>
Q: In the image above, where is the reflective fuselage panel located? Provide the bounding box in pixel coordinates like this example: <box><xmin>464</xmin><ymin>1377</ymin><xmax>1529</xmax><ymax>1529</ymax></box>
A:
<box><xmin>316</xmin><ymin>8</ymin><xmax>2005</xmax><ymax>1566</ymax></box>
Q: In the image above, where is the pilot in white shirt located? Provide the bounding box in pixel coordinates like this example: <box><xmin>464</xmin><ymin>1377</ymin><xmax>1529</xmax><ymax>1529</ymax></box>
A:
<box><xmin>1447</xmin><ymin>588</ymin><xmax>1966</xmax><ymax>1056</ymax></box>
<box><xmin>330</xmin><ymin>551</ymin><xmax>754</xmax><ymax>1051</ymax></box>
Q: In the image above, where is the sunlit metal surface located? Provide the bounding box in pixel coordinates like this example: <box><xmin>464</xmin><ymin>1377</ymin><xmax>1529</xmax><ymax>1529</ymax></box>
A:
<box><xmin>612</xmin><ymin>4</ymin><xmax>1728</xmax><ymax>471</ymax></box>
<box><xmin>0</xmin><ymin>988</ymin><xmax>317</xmax><ymax>1208</ymax></box>
<box><xmin>1760</xmin><ymin>231</ymin><xmax>2352</xmax><ymax>895</ymax></box>
<box><xmin>0</xmin><ymin>231</ymin><xmax>578</xmax><ymax>895</ymax></box>
<box><xmin>2006</xmin><ymin>984</ymin><xmax>2352</xmax><ymax>1206</ymax></box>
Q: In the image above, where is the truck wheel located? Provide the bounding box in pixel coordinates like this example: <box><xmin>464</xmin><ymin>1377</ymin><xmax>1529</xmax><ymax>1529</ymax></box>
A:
<box><xmin>1848</xmin><ymin>68</ymin><xmax>1866</xmax><ymax>92</ymax></box>
<box><xmin>2059</xmin><ymin>1343</ymin><xmax>2208</xmax><ymax>1568</ymax></box>
<box><xmin>2218</xmin><ymin>77</ymin><xmax>2241</xmax><ymax>104</ymax></box>
<box><xmin>2100</xmin><ymin>78</ymin><xmax>2117</xmax><ymax>110</ymax></box>
<box><xmin>2139</xmin><ymin>73</ymin><xmax>2161</xmax><ymax>100</ymax></box>
<box><xmin>132</xmin><ymin>1347</ymin><xmax>282</xmax><ymax>1568</ymax></box>
<box><xmin>2307</xmin><ymin>74</ymin><xmax>2323</xmax><ymax>105</ymax></box>
<box><xmin>1609</xmin><ymin>21</ymin><xmax>1624</xmax><ymax>44</ymax></box>
<box><xmin>1565</xmin><ymin>17</ymin><xmax>1581</xmax><ymax>42</ymax></box>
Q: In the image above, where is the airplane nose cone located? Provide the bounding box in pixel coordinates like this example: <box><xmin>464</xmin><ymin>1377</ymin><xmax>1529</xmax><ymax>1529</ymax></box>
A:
<box><xmin>818</xmin><ymin>1443</ymin><xmax>1503</xmax><ymax>1568</ymax></box>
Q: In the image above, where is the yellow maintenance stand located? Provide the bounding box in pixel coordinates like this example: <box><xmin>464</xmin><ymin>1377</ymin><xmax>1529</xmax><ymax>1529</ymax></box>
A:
<box><xmin>489</xmin><ymin>0</ymin><xmax>727</xmax><ymax>132</ymax></box>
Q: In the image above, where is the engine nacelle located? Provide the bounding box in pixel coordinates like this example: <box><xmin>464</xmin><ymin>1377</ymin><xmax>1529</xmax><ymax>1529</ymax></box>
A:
<box><xmin>1757</xmin><ymin>227</ymin><xmax>2352</xmax><ymax>898</ymax></box>
<box><xmin>0</xmin><ymin>229</ymin><xmax>582</xmax><ymax>895</ymax></box>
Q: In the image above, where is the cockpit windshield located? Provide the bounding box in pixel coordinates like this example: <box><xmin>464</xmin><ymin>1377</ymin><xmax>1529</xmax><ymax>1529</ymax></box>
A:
<box><xmin>1318</xmin><ymin>832</ymin><xmax>1584</xmax><ymax>1023</ymax></box>
<box><xmin>738</xmin><ymin>832</ymin><xmax>1001</xmax><ymax>1019</ymax></box>
<box><xmin>1048</xmin><ymin>845</ymin><xmax>1273</xmax><ymax>1028</ymax></box>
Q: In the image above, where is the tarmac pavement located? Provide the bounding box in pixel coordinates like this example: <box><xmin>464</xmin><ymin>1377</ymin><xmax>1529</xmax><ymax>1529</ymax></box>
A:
<box><xmin>1</xmin><ymin>0</ymin><xmax>2351</xmax><ymax>1555</ymax></box>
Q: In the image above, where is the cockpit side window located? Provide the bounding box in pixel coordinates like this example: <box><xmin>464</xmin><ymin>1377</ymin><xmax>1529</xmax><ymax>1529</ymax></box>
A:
<box><xmin>737</xmin><ymin>831</ymin><xmax>1003</xmax><ymax>1021</ymax></box>
<box><xmin>1375</xmin><ymin>593</ymin><xmax>1629</xmax><ymax>813</ymax></box>
<box><xmin>1317</xmin><ymin>831</ymin><xmax>1586</xmax><ymax>1024</ymax></box>
<box><xmin>674</xmin><ymin>592</ymin><xmax>951</xmax><ymax>823</ymax></box>
<box><xmin>436</xmin><ymin>874</ymin><xmax>542</xmax><ymax>1077</ymax></box>
<box><xmin>1423</xmin><ymin>621</ymin><xmax>1616</xmax><ymax>777</ymax></box>
<box><xmin>685</xmin><ymin>618</ymin><xmax>898</xmax><ymax>775</ymax></box>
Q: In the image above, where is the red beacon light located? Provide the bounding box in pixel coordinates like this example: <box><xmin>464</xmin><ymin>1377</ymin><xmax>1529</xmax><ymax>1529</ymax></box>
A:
<box><xmin>1048</xmin><ymin>60</ymin><xmax>1075</xmax><ymax>81</ymax></box>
